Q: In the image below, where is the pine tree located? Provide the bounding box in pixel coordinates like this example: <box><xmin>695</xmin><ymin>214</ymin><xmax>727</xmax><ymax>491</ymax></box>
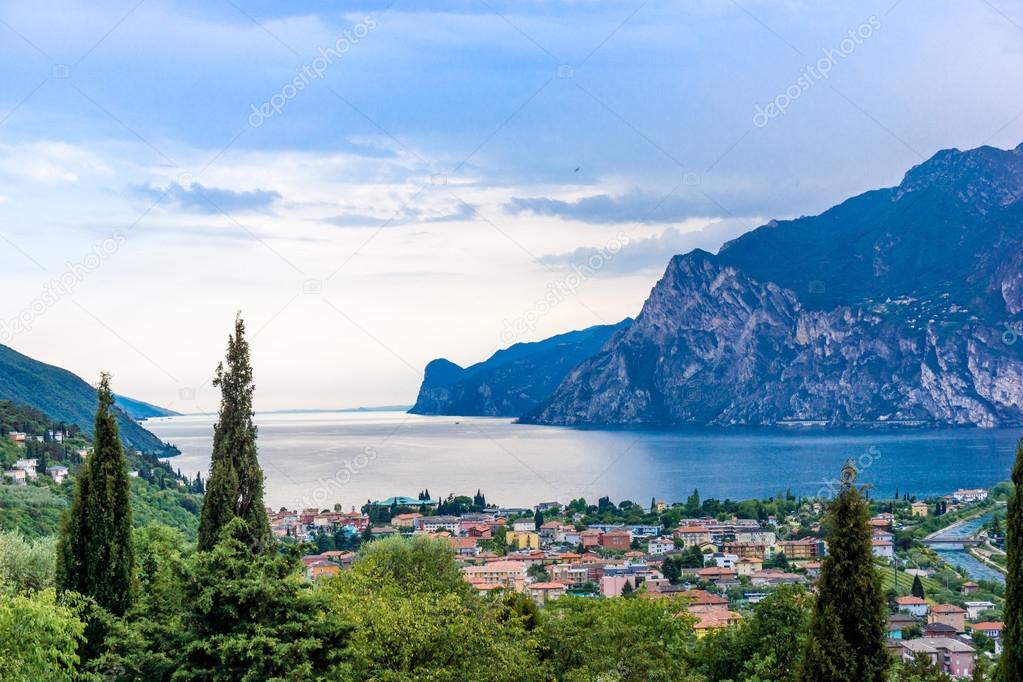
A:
<box><xmin>56</xmin><ymin>373</ymin><xmax>135</xmax><ymax>615</ymax></box>
<box><xmin>534</xmin><ymin>509</ymin><xmax>544</xmax><ymax>531</ymax></box>
<box><xmin>911</xmin><ymin>574</ymin><xmax>926</xmax><ymax>600</ymax></box>
<box><xmin>197</xmin><ymin>314</ymin><xmax>273</xmax><ymax>553</ymax></box>
<box><xmin>997</xmin><ymin>438</ymin><xmax>1023</xmax><ymax>682</ymax></box>
<box><xmin>799</xmin><ymin>462</ymin><xmax>889</xmax><ymax>682</ymax></box>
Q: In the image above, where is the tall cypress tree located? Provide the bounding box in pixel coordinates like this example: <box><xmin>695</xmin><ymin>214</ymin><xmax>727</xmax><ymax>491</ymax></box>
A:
<box><xmin>911</xmin><ymin>574</ymin><xmax>926</xmax><ymax>600</ymax></box>
<box><xmin>56</xmin><ymin>373</ymin><xmax>134</xmax><ymax>615</ymax></box>
<box><xmin>198</xmin><ymin>314</ymin><xmax>273</xmax><ymax>552</ymax></box>
<box><xmin>799</xmin><ymin>462</ymin><xmax>889</xmax><ymax>682</ymax></box>
<box><xmin>997</xmin><ymin>438</ymin><xmax>1023</xmax><ymax>682</ymax></box>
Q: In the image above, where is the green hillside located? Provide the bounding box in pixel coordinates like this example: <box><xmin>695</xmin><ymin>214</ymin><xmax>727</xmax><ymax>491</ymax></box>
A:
<box><xmin>0</xmin><ymin>344</ymin><xmax>177</xmax><ymax>456</ymax></box>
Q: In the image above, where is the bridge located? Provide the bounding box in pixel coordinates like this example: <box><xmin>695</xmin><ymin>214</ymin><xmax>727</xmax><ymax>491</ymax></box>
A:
<box><xmin>923</xmin><ymin>518</ymin><xmax>986</xmax><ymax>549</ymax></box>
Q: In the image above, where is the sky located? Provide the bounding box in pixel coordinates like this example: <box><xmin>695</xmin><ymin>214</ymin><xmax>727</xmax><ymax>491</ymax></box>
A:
<box><xmin>1</xmin><ymin>0</ymin><xmax>1022</xmax><ymax>413</ymax></box>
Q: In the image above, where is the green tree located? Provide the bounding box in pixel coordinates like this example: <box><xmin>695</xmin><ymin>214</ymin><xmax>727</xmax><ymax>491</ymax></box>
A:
<box><xmin>534</xmin><ymin>509</ymin><xmax>544</xmax><ymax>530</ymax></box>
<box><xmin>0</xmin><ymin>531</ymin><xmax>55</xmax><ymax>594</ymax></box>
<box><xmin>56</xmin><ymin>373</ymin><xmax>135</xmax><ymax>616</ymax></box>
<box><xmin>695</xmin><ymin>586</ymin><xmax>811</xmax><ymax>682</ymax></box>
<box><xmin>998</xmin><ymin>437</ymin><xmax>1023</xmax><ymax>682</ymax></box>
<box><xmin>197</xmin><ymin>314</ymin><xmax>272</xmax><ymax>553</ymax></box>
<box><xmin>539</xmin><ymin>595</ymin><xmax>700</xmax><ymax>681</ymax></box>
<box><xmin>799</xmin><ymin>462</ymin><xmax>889</xmax><ymax>682</ymax></box>
<box><xmin>327</xmin><ymin>534</ymin><xmax>541</xmax><ymax>681</ymax></box>
<box><xmin>0</xmin><ymin>589</ymin><xmax>85</xmax><ymax>682</ymax></box>
<box><xmin>175</xmin><ymin>518</ymin><xmax>347</xmax><ymax>681</ymax></box>
<box><xmin>911</xmin><ymin>574</ymin><xmax>926</xmax><ymax>600</ymax></box>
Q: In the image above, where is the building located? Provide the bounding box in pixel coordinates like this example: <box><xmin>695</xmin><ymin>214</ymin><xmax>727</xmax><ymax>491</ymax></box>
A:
<box><xmin>922</xmin><ymin>622</ymin><xmax>958</xmax><ymax>639</ymax></box>
<box><xmin>527</xmin><ymin>581</ymin><xmax>566</xmax><ymax>606</ymax></box>
<box><xmin>647</xmin><ymin>537</ymin><xmax>675</xmax><ymax>555</ymax></box>
<box><xmin>2</xmin><ymin>469</ymin><xmax>27</xmax><ymax>485</ymax></box>
<box><xmin>599</xmin><ymin>529</ymin><xmax>632</xmax><ymax>550</ymax></box>
<box><xmin>775</xmin><ymin>538</ymin><xmax>825</xmax><ymax>560</ymax></box>
<box><xmin>971</xmin><ymin>622</ymin><xmax>1003</xmax><ymax>640</ymax></box>
<box><xmin>724</xmin><ymin>541</ymin><xmax>770</xmax><ymax>559</ymax></box>
<box><xmin>512</xmin><ymin>518</ymin><xmax>537</xmax><ymax>533</ymax></box>
<box><xmin>580</xmin><ymin>529</ymin><xmax>603</xmax><ymax>548</ymax></box>
<box><xmin>45</xmin><ymin>465</ymin><xmax>69</xmax><ymax>484</ymax></box>
<box><xmin>711</xmin><ymin>553</ymin><xmax>739</xmax><ymax>569</ymax></box>
<box><xmin>306</xmin><ymin>560</ymin><xmax>341</xmax><ymax>580</ymax></box>
<box><xmin>448</xmin><ymin>536</ymin><xmax>479</xmax><ymax>556</ymax></box>
<box><xmin>911</xmin><ymin>501</ymin><xmax>929</xmax><ymax>517</ymax></box>
<box><xmin>653</xmin><ymin>500</ymin><xmax>667</xmax><ymax>513</ymax></box>
<box><xmin>887</xmin><ymin>613</ymin><xmax>919</xmax><ymax>640</ymax></box>
<box><xmin>391</xmin><ymin>512</ymin><xmax>423</xmax><ymax>528</ymax></box>
<box><xmin>900</xmin><ymin>638</ymin><xmax>975</xmax><ymax>678</ymax></box>
<box><xmin>506</xmin><ymin>530</ymin><xmax>540</xmax><ymax>550</ymax></box>
<box><xmin>871</xmin><ymin>537</ymin><xmax>895</xmax><ymax>561</ymax></box>
<box><xmin>895</xmin><ymin>596</ymin><xmax>929</xmax><ymax>619</ymax></box>
<box><xmin>961</xmin><ymin>581</ymin><xmax>979</xmax><ymax>596</ymax></box>
<box><xmin>7</xmin><ymin>432</ymin><xmax>26</xmax><ymax>444</ymax></box>
<box><xmin>928</xmin><ymin>604</ymin><xmax>967</xmax><ymax>633</ymax></box>
<box><xmin>556</xmin><ymin>526</ymin><xmax>582</xmax><ymax>545</ymax></box>
<box><xmin>418</xmin><ymin>515</ymin><xmax>460</xmax><ymax>534</ymax></box>
<box><xmin>951</xmin><ymin>489</ymin><xmax>988</xmax><ymax>504</ymax></box>
<box><xmin>964</xmin><ymin>601</ymin><xmax>996</xmax><ymax>621</ymax></box>
<box><xmin>691</xmin><ymin>608</ymin><xmax>742</xmax><ymax>638</ymax></box>
<box><xmin>673</xmin><ymin>526</ymin><xmax>712</xmax><ymax>548</ymax></box>
<box><xmin>462</xmin><ymin>560</ymin><xmax>527</xmax><ymax>591</ymax></box>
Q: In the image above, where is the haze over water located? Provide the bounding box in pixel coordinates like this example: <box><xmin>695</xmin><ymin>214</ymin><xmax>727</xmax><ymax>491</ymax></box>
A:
<box><xmin>149</xmin><ymin>411</ymin><xmax>1022</xmax><ymax>511</ymax></box>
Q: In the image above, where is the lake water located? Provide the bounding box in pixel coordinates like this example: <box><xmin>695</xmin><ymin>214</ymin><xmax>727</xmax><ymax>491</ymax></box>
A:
<box><xmin>148</xmin><ymin>411</ymin><xmax>1022</xmax><ymax>512</ymax></box>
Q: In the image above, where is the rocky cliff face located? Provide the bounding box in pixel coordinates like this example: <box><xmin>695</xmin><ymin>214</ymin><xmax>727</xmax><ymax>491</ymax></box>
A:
<box><xmin>409</xmin><ymin>321</ymin><xmax>630</xmax><ymax>417</ymax></box>
<box><xmin>524</xmin><ymin>143</ymin><xmax>1023</xmax><ymax>427</ymax></box>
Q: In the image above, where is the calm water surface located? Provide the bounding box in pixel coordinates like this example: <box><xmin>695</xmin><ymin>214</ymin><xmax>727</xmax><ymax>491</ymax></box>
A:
<box><xmin>149</xmin><ymin>411</ymin><xmax>1022</xmax><ymax>511</ymax></box>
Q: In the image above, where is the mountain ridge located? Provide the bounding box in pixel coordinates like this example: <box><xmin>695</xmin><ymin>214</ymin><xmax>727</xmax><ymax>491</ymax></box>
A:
<box><xmin>523</xmin><ymin>142</ymin><xmax>1023</xmax><ymax>428</ymax></box>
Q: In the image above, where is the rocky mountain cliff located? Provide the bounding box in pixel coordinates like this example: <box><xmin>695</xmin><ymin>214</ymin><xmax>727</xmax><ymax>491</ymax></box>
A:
<box><xmin>410</xmin><ymin>321</ymin><xmax>630</xmax><ymax>417</ymax></box>
<box><xmin>523</xmin><ymin>143</ymin><xmax>1023</xmax><ymax>427</ymax></box>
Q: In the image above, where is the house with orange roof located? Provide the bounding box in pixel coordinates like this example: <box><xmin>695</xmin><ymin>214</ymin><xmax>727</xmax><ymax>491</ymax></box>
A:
<box><xmin>895</xmin><ymin>596</ymin><xmax>929</xmax><ymax>618</ymax></box>
<box><xmin>527</xmin><ymin>581</ymin><xmax>566</xmax><ymax>606</ymax></box>
<box><xmin>462</xmin><ymin>560</ymin><xmax>527</xmax><ymax>592</ymax></box>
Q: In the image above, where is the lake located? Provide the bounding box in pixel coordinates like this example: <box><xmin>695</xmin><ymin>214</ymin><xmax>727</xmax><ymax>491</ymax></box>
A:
<box><xmin>148</xmin><ymin>411</ymin><xmax>1022</xmax><ymax>512</ymax></box>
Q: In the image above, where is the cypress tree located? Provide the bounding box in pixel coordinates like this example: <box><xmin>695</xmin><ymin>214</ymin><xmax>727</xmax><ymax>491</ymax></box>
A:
<box><xmin>799</xmin><ymin>462</ymin><xmax>889</xmax><ymax>682</ymax></box>
<box><xmin>911</xmin><ymin>574</ymin><xmax>925</xmax><ymax>600</ymax></box>
<box><xmin>197</xmin><ymin>314</ymin><xmax>273</xmax><ymax>553</ymax></box>
<box><xmin>56</xmin><ymin>373</ymin><xmax>134</xmax><ymax>615</ymax></box>
<box><xmin>997</xmin><ymin>437</ymin><xmax>1023</xmax><ymax>682</ymax></box>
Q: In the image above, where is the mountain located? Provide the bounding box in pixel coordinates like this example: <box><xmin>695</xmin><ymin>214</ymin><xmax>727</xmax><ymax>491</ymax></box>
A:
<box><xmin>409</xmin><ymin>320</ymin><xmax>631</xmax><ymax>416</ymax></box>
<box><xmin>0</xmin><ymin>344</ymin><xmax>179</xmax><ymax>455</ymax></box>
<box><xmin>113</xmin><ymin>394</ymin><xmax>181</xmax><ymax>421</ymax></box>
<box><xmin>523</xmin><ymin>143</ymin><xmax>1023</xmax><ymax>427</ymax></box>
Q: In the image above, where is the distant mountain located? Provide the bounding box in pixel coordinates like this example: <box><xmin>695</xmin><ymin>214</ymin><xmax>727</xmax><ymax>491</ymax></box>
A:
<box><xmin>523</xmin><ymin>143</ymin><xmax>1023</xmax><ymax>428</ymax></box>
<box><xmin>409</xmin><ymin>320</ymin><xmax>631</xmax><ymax>417</ymax></box>
<box><xmin>113</xmin><ymin>394</ymin><xmax>181</xmax><ymax>421</ymax></box>
<box><xmin>0</xmin><ymin>344</ymin><xmax>179</xmax><ymax>455</ymax></box>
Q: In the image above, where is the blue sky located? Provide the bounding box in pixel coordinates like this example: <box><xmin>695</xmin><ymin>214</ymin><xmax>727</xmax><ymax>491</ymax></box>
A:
<box><xmin>1</xmin><ymin>0</ymin><xmax>1022</xmax><ymax>410</ymax></box>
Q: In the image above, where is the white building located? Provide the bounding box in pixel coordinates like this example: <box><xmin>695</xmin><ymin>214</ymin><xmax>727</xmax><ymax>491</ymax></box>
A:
<box><xmin>712</xmin><ymin>553</ymin><xmax>739</xmax><ymax>569</ymax></box>
<box><xmin>964</xmin><ymin>601</ymin><xmax>997</xmax><ymax>620</ymax></box>
<box><xmin>951</xmin><ymin>489</ymin><xmax>988</xmax><ymax>504</ymax></box>
<box><xmin>512</xmin><ymin>518</ymin><xmax>537</xmax><ymax>533</ymax></box>
<box><xmin>45</xmin><ymin>465</ymin><xmax>69</xmax><ymax>484</ymax></box>
<box><xmin>647</xmin><ymin>537</ymin><xmax>676</xmax><ymax>555</ymax></box>
<box><xmin>14</xmin><ymin>459</ymin><xmax>38</xmax><ymax>479</ymax></box>
<box><xmin>2</xmin><ymin>469</ymin><xmax>27</xmax><ymax>485</ymax></box>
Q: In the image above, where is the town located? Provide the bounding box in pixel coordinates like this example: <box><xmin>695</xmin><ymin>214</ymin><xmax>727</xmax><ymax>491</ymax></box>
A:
<box><xmin>270</xmin><ymin>485</ymin><xmax>1008</xmax><ymax>678</ymax></box>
